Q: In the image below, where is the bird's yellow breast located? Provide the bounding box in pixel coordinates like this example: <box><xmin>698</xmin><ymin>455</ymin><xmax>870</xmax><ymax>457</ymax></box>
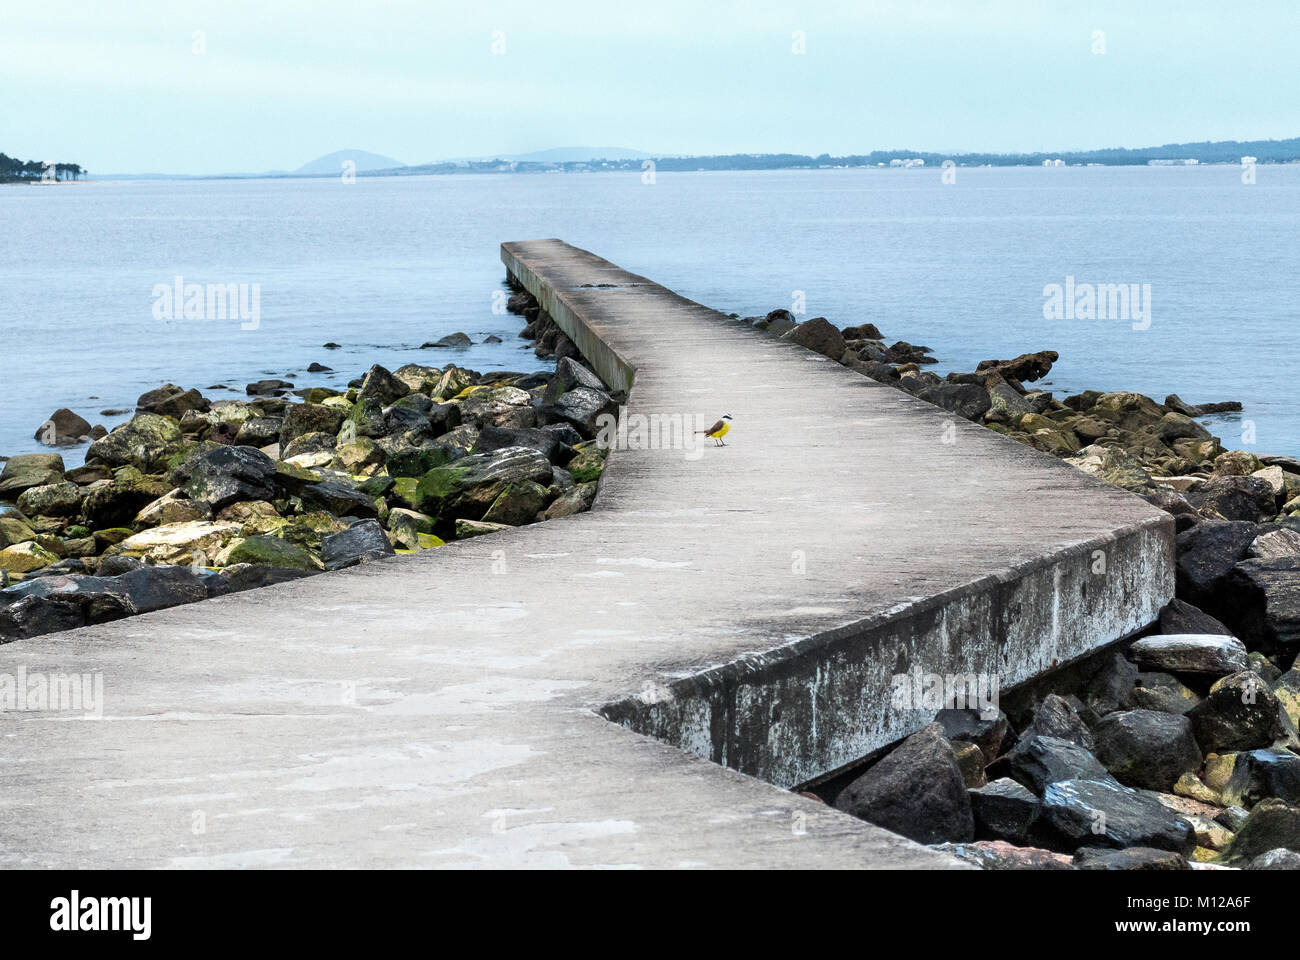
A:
<box><xmin>709</xmin><ymin>422</ymin><xmax>731</xmax><ymax>438</ymax></box>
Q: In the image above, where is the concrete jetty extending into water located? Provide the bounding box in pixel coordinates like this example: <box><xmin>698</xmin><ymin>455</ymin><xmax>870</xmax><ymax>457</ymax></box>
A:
<box><xmin>0</xmin><ymin>240</ymin><xmax>1173</xmax><ymax>868</ymax></box>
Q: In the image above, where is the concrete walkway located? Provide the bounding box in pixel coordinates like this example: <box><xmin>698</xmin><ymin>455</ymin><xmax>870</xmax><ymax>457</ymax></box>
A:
<box><xmin>0</xmin><ymin>240</ymin><xmax>1172</xmax><ymax>868</ymax></box>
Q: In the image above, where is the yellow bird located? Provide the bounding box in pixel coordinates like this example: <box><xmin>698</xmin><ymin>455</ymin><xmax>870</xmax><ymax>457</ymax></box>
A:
<box><xmin>697</xmin><ymin>414</ymin><xmax>733</xmax><ymax>446</ymax></box>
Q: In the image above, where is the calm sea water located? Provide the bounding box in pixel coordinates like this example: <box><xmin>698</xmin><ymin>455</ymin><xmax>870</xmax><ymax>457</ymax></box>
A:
<box><xmin>2</xmin><ymin>165</ymin><xmax>1297</xmax><ymax>464</ymax></box>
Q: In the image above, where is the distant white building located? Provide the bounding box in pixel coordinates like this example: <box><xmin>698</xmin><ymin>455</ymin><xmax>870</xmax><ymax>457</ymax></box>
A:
<box><xmin>1042</xmin><ymin>158</ymin><xmax>1064</xmax><ymax>167</ymax></box>
<box><xmin>1148</xmin><ymin>158</ymin><xmax>1200</xmax><ymax>166</ymax></box>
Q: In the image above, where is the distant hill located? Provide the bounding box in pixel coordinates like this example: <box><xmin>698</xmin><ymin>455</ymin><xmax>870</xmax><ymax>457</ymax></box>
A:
<box><xmin>294</xmin><ymin>150</ymin><xmax>405</xmax><ymax>176</ymax></box>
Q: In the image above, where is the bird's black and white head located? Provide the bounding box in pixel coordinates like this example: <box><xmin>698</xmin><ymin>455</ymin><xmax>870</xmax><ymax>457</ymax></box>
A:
<box><xmin>722</xmin><ymin>414</ymin><xmax>733</xmax><ymax>421</ymax></box>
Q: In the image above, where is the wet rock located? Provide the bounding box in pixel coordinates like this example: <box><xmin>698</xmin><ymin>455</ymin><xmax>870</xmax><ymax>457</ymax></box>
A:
<box><xmin>1165</xmin><ymin>394</ymin><xmax>1242</xmax><ymax>417</ymax></box>
<box><xmin>245</xmin><ymin>379</ymin><xmax>293</xmax><ymax>396</ymax></box>
<box><xmin>969</xmin><ymin>777</ymin><xmax>1039</xmax><ymax>842</ymax></box>
<box><xmin>16</xmin><ymin>482</ymin><xmax>83</xmax><ymax>518</ymax></box>
<box><xmin>1129</xmin><ymin>634</ymin><xmax>1247</xmax><ymax>676</ymax></box>
<box><xmin>473</xmin><ymin>424</ymin><xmax>574</xmax><ymax>465</ymax></box>
<box><xmin>1041</xmin><ymin>779</ymin><xmax>1195</xmax><ymax>852</ymax></box>
<box><xmin>86</xmin><ymin>414</ymin><xmax>184</xmax><ymax>472</ymax></box>
<box><xmin>1010</xmin><ymin>735</ymin><xmax>1114</xmax><ymax>794</ymax></box>
<box><xmin>934</xmin><ymin>840</ymin><xmax>1073</xmax><ymax>870</ymax></box>
<box><xmin>537</xmin><ymin>386</ymin><xmax>616</xmax><ymax>438</ymax></box>
<box><xmin>754</xmin><ymin>309</ymin><xmax>797</xmax><ymax>335</ymax></box>
<box><xmin>415</xmin><ymin>447</ymin><xmax>553</xmax><ymax>520</ymax></box>
<box><xmin>1224</xmin><ymin>557</ymin><xmax>1300</xmax><ymax>651</ymax></box>
<box><xmin>0</xmin><ymin>593</ymin><xmax>86</xmax><ymax>639</ymax></box>
<box><xmin>780</xmin><ymin>317</ymin><xmax>846</xmax><ymax>360</ymax></box>
<box><xmin>1187</xmin><ymin>671</ymin><xmax>1283</xmax><ymax>753</ymax></box>
<box><xmin>120</xmin><ymin>565</ymin><xmax>209</xmax><ymax>614</ymax></box>
<box><xmin>1092</xmin><ymin>710</ymin><xmax>1202</xmax><ymax>791</ymax></box>
<box><xmin>935</xmin><ymin>708</ymin><xmax>1009</xmax><ymax>764</ymax></box>
<box><xmin>301</xmin><ymin>482</ymin><xmax>378</xmax><ymax>519</ymax></box>
<box><xmin>319</xmin><ymin>519</ymin><xmax>395</xmax><ymax>570</ymax></box>
<box><xmin>541</xmin><ymin>357</ymin><xmax>606</xmax><ymax>405</ymax></box>
<box><xmin>0</xmin><ymin>453</ymin><xmax>66</xmax><ymax>496</ymax></box>
<box><xmin>136</xmin><ymin>384</ymin><xmax>209</xmax><ymax>419</ymax></box>
<box><xmin>422</xmin><ymin>332</ymin><xmax>473</xmax><ymax>348</ymax></box>
<box><xmin>1074</xmin><ymin>847</ymin><xmax>1190</xmax><ymax>870</ymax></box>
<box><xmin>1158</xmin><ymin>598</ymin><xmax>1233</xmax><ymax>636</ymax></box>
<box><xmin>1189</xmin><ymin>476</ymin><xmax>1277</xmax><ymax>523</ymax></box>
<box><xmin>1131</xmin><ymin>671</ymin><xmax>1200</xmax><ymax>715</ymax></box>
<box><xmin>1175</xmin><ymin>521</ymin><xmax>1258</xmax><ymax>612</ymax></box>
<box><xmin>913</xmin><ymin>382</ymin><xmax>991</xmax><ymax>421</ymax></box>
<box><xmin>34</xmin><ymin>408</ymin><xmax>92</xmax><ymax>446</ymax></box>
<box><xmin>174</xmin><ymin>445</ymin><xmax>277</xmax><ymax>511</ymax></box>
<box><xmin>1220</xmin><ymin>798</ymin><xmax>1300</xmax><ymax>864</ymax></box>
<box><xmin>834</xmin><ymin>723</ymin><xmax>974</xmax><ymax>843</ymax></box>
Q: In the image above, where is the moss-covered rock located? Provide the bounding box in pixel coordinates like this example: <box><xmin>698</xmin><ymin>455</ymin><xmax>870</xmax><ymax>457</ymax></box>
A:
<box><xmin>566</xmin><ymin>446</ymin><xmax>606</xmax><ymax>483</ymax></box>
<box><xmin>86</xmin><ymin>414</ymin><xmax>184</xmax><ymax>472</ymax></box>
<box><xmin>220</xmin><ymin>534</ymin><xmax>322</xmax><ymax>571</ymax></box>
<box><xmin>0</xmin><ymin>540</ymin><xmax>59</xmax><ymax>573</ymax></box>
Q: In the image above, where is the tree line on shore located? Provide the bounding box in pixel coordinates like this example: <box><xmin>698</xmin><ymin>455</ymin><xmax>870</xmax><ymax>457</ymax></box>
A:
<box><xmin>0</xmin><ymin>152</ymin><xmax>84</xmax><ymax>183</ymax></box>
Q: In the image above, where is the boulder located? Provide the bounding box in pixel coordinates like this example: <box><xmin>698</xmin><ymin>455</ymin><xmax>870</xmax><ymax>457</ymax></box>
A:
<box><xmin>936</xmin><ymin>709</ymin><xmax>1010</xmax><ymax>764</ymax></box>
<box><xmin>833</xmin><ymin>723</ymin><xmax>974</xmax><ymax>844</ymax></box>
<box><xmin>542</xmin><ymin>483</ymin><xmax>598</xmax><ymax>520</ymax></box>
<box><xmin>1214</xmin><ymin>749</ymin><xmax>1300</xmax><ymax>808</ymax></box>
<box><xmin>0</xmin><ymin>541</ymin><xmax>60</xmax><ymax>574</ymax></box>
<box><xmin>537</xmin><ymin>386</ymin><xmax>616</xmax><ymax>438</ymax></box>
<box><xmin>1187</xmin><ymin>671</ymin><xmax>1283</xmax><ymax>753</ymax></box>
<box><xmin>210</xmin><ymin>563</ymin><xmax>314</xmax><ymax>595</ymax></box>
<box><xmin>1158</xmin><ymin>598</ymin><xmax>1232</xmax><ymax>636</ymax></box>
<box><xmin>319</xmin><ymin>519</ymin><xmax>395</xmax><ymax>570</ymax></box>
<box><xmin>16</xmin><ymin>482</ymin><xmax>83</xmax><ymax>518</ymax></box>
<box><xmin>423</xmin><ymin>332</ymin><xmax>472</xmax><ymax>349</ymax></box>
<box><xmin>1074</xmin><ymin>847</ymin><xmax>1190</xmax><ymax>870</ymax></box>
<box><xmin>1190</xmin><ymin>476</ymin><xmax>1277</xmax><ymax>523</ymax></box>
<box><xmin>0</xmin><ymin>516</ymin><xmax>37</xmax><ymax>549</ymax></box>
<box><xmin>1092</xmin><ymin>710</ymin><xmax>1202</xmax><ymax>791</ymax></box>
<box><xmin>220</xmin><ymin>535</ymin><xmax>322</xmax><ymax>571</ymax></box>
<box><xmin>969</xmin><ymin>777</ymin><xmax>1039</xmax><ymax>843</ymax></box>
<box><xmin>279</xmin><ymin>403</ymin><xmax>344</xmax><ymax>447</ymax></box>
<box><xmin>1021</xmin><ymin>694</ymin><xmax>1095</xmax><ymax>751</ymax></box>
<box><xmin>301</xmin><ymin>482</ymin><xmax>378</xmax><ymax>519</ymax></box>
<box><xmin>0</xmin><ymin>453</ymin><xmax>66</xmax><ymax>496</ymax></box>
<box><xmin>454</xmin><ymin>519</ymin><xmax>512</xmax><ymax>539</ymax></box>
<box><xmin>1</xmin><ymin>573</ymin><xmax>134</xmax><ymax>624</ymax></box>
<box><xmin>473</xmin><ymin>424</ymin><xmax>574</xmax><ymax>465</ymax></box>
<box><xmin>33</xmin><ymin>408</ymin><xmax>92</xmax><ymax>446</ymax></box>
<box><xmin>1009</xmin><ymin>735</ymin><xmax>1114</xmax><ymax>795</ymax></box>
<box><xmin>481</xmin><ymin>480</ymin><xmax>549</xmax><ymax>526</ymax></box>
<box><xmin>1175</xmin><ymin>520</ymin><xmax>1258</xmax><ymax>608</ymax></box>
<box><xmin>914</xmin><ymin>382</ymin><xmax>991</xmax><ymax>422</ymax></box>
<box><xmin>541</xmin><ymin>357</ymin><xmax>607</xmax><ymax>406</ymax></box>
<box><xmin>933</xmin><ymin>840</ymin><xmax>1073</xmax><ymax>870</ymax></box>
<box><xmin>173</xmin><ymin>446</ymin><xmax>277</xmax><ymax>511</ymax></box>
<box><xmin>356</xmin><ymin>364</ymin><xmax>410</xmax><ymax>406</ymax></box>
<box><xmin>82</xmin><ymin>472</ymin><xmax>172</xmax><ymax>529</ymax></box>
<box><xmin>136</xmin><ymin>384</ymin><xmax>209</xmax><ymax>419</ymax></box>
<box><xmin>1131</xmin><ymin>672</ymin><xmax>1200</xmax><ymax>715</ymax></box>
<box><xmin>110</xmin><ymin>520</ymin><xmax>242</xmax><ymax>566</ymax></box>
<box><xmin>1224</xmin><ymin>557</ymin><xmax>1300</xmax><ymax>651</ymax></box>
<box><xmin>976</xmin><ymin>351</ymin><xmax>1058</xmax><ymax>384</ymax></box>
<box><xmin>779</xmin><ymin>317</ymin><xmax>847</xmax><ymax>360</ymax></box>
<box><xmin>1214</xmin><ymin>449</ymin><xmax>1266</xmax><ymax>477</ymax></box>
<box><xmin>1129</xmin><ymin>634</ymin><xmax>1247</xmax><ymax>675</ymax></box>
<box><xmin>1246</xmin><ymin>848</ymin><xmax>1300</xmax><ymax>869</ymax></box>
<box><xmin>1249</xmin><ymin>527</ymin><xmax>1300</xmax><ymax>560</ymax></box>
<box><xmin>120</xmin><ymin>565</ymin><xmax>209</xmax><ymax>614</ymax></box>
<box><xmin>86</xmin><ymin>415</ymin><xmax>184</xmax><ymax>472</ymax></box>
<box><xmin>245</xmin><ymin>379</ymin><xmax>293</xmax><ymax>396</ymax></box>
<box><xmin>415</xmin><ymin>447</ymin><xmax>553</xmax><ymax>520</ymax></box>
<box><xmin>1220</xmin><ymin>799</ymin><xmax>1300</xmax><ymax>864</ymax></box>
<box><xmin>0</xmin><ymin>593</ymin><xmax>86</xmax><ymax>639</ymax></box>
<box><xmin>1041</xmin><ymin>779</ymin><xmax>1195</xmax><ymax>852</ymax></box>
<box><xmin>134</xmin><ymin>489</ymin><xmax>208</xmax><ymax>527</ymax></box>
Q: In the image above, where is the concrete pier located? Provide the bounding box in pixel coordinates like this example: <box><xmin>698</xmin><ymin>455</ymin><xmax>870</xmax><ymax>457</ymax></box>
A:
<box><xmin>0</xmin><ymin>240</ymin><xmax>1173</xmax><ymax>868</ymax></box>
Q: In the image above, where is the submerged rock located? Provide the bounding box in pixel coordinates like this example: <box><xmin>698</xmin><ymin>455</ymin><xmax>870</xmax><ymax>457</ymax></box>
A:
<box><xmin>34</xmin><ymin>408</ymin><xmax>92</xmax><ymax>446</ymax></box>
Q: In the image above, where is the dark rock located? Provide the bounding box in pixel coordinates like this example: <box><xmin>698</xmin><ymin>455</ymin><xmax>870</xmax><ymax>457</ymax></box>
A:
<box><xmin>422</xmin><ymin>332</ymin><xmax>473</xmax><ymax>348</ymax></box>
<box><xmin>16</xmin><ymin>482</ymin><xmax>83</xmax><ymax>518</ymax></box>
<box><xmin>1174</xmin><ymin>520</ymin><xmax>1257</xmax><ymax>609</ymax></box>
<box><xmin>120</xmin><ymin>565</ymin><xmax>209</xmax><ymax>614</ymax></box>
<box><xmin>280</xmin><ymin>404</ymin><xmax>345</xmax><ymax>447</ymax></box>
<box><xmin>1187</xmin><ymin>671</ymin><xmax>1283</xmax><ymax>753</ymax></box>
<box><xmin>541</xmin><ymin>357</ymin><xmax>607</xmax><ymax>406</ymax></box>
<box><xmin>0</xmin><ymin>593</ymin><xmax>86</xmax><ymax>639</ymax></box>
<box><xmin>81</xmin><ymin>473</ymin><xmax>171</xmax><ymax>529</ymax></box>
<box><xmin>245</xmin><ymin>379</ymin><xmax>294</xmax><ymax>396</ymax></box>
<box><xmin>319</xmin><ymin>519</ymin><xmax>395</xmax><ymax>571</ymax></box>
<box><xmin>1074</xmin><ymin>847</ymin><xmax>1190</xmax><ymax>870</ymax></box>
<box><xmin>883</xmin><ymin>340</ymin><xmax>936</xmax><ymax>364</ymax></box>
<box><xmin>834</xmin><ymin>723</ymin><xmax>974</xmax><ymax>843</ymax></box>
<box><xmin>1131</xmin><ymin>672</ymin><xmax>1200</xmax><ymax>715</ymax></box>
<box><xmin>1022</xmin><ymin>694</ymin><xmax>1094</xmax><ymax>752</ymax></box>
<box><xmin>976</xmin><ymin>351</ymin><xmax>1058</xmax><ymax>384</ymax></box>
<box><xmin>1010</xmin><ymin>735</ymin><xmax>1114</xmax><ymax>794</ymax></box>
<box><xmin>914</xmin><ymin>382</ymin><xmax>991</xmax><ymax>421</ymax></box>
<box><xmin>1219</xmin><ymin>749</ymin><xmax>1300</xmax><ymax>807</ymax></box>
<box><xmin>969</xmin><ymin>777</ymin><xmax>1039</xmax><ymax>842</ymax></box>
<box><xmin>1220</xmin><ymin>799</ymin><xmax>1300</xmax><ymax>864</ymax></box>
<box><xmin>209</xmin><ymin>563</ymin><xmax>314</xmax><ymax>596</ymax></box>
<box><xmin>1041</xmin><ymin>779</ymin><xmax>1195</xmax><ymax>853</ymax></box>
<box><xmin>1092</xmin><ymin>710</ymin><xmax>1202</xmax><ymax>791</ymax></box>
<box><xmin>473</xmin><ymin>425</ymin><xmax>574</xmax><ymax>466</ymax></box>
<box><xmin>1079</xmin><ymin>651</ymin><xmax>1139</xmax><ymax>718</ymax></box>
<box><xmin>34</xmin><ymin>408</ymin><xmax>92</xmax><ymax>446</ymax></box>
<box><xmin>537</xmin><ymin>386</ymin><xmax>617</xmax><ymax>438</ymax></box>
<box><xmin>357</xmin><ymin>364</ymin><xmax>410</xmax><ymax>406</ymax></box>
<box><xmin>1165</xmin><ymin>394</ymin><xmax>1243</xmax><ymax>417</ymax></box>
<box><xmin>780</xmin><ymin>317</ymin><xmax>847</xmax><ymax>361</ymax></box>
<box><xmin>1189</xmin><ymin>476</ymin><xmax>1277</xmax><ymax>523</ymax></box>
<box><xmin>849</xmin><ymin>360</ymin><xmax>900</xmax><ymax>383</ymax></box>
<box><xmin>1159</xmin><ymin>598</ymin><xmax>1233</xmax><ymax>636</ymax></box>
<box><xmin>136</xmin><ymin>384</ymin><xmax>209</xmax><ymax>419</ymax></box>
<box><xmin>174</xmin><ymin>446</ymin><xmax>277</xmax><ymax>511</ymax></box>
<box><xmin>415</xmin><ymin>447</ymin><xmax>554</xmax><ymax>520</ymax></box>
<box><xmin>85</xmin><ymin>414</ymin><xmax>184</xmax><ymax>472</ymax></box>
<box><xmin>301</xmin><ymin>482</ymin><xmax>378</xmax><ymax>519</ymax></box>
<box><xmin>1245</xmin><ymin>848</ymin><xmax>1300</xmax><ymax>869</ymax></box>
<box><xmin>1224</xmin><ymin>557</ymin><xmax>1300</xmax><ymax>651</ymax></box>
<box><xmin>306</xmin><ymin>362</ymin><xmax>332</xmax><ymax>372</ymax></box>
<box><xmin>841</xmin><ymin>323</ymin><xmax>884</xmax><ymax>340</ymax></box>
<box><xmin>1</xmin><ymin>573</ymin><xmax>134</xmax><ymax>625</ymax></box>
<box><xmin>233</xmin><ymin>416</ymin><xmax>284</xmax><ymax>448</ymax></box>
<box><xmin>935</xmin><ymin>708</ymin><xmax>1009</xmax><ymax>763</ymax></box>
<box><xmin>1129</xmin><ymin>634</ymin><xmax>1248</xmax><ymax>675</ymax></box>
<box><xmin>0</xmin><ymin>453</ymin><xmax>66</xmax><ymax>496</ymax></box>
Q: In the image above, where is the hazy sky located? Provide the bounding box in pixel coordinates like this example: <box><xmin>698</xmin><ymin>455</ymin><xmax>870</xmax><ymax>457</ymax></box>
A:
<box><xmin>4</xmin><ymin>0</ymin><xmax>1298</xmax><ymax>174</ymax></box>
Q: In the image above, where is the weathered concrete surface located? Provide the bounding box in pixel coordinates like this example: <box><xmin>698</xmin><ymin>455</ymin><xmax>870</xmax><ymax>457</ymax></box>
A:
<box><xmin>0</xmin><ymin>240</ymin><xmax>1173</xmax><ymax>868</ymax></box>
